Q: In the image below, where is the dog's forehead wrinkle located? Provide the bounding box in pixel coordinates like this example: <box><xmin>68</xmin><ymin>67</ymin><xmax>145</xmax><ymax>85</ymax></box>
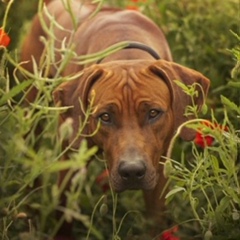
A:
<box><xmin>93</xmin><ymin>68</ymin><xmax>171</xmax><ymax>119</ymax></box>
<box><xmin>118</xmin><ymin>67</ymin><xmax>154</xmax><ymax>116</ymax></box>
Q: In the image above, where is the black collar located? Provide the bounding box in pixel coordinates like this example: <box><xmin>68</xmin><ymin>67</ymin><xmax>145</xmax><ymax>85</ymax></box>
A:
<box><xmin>96</xmin><ymin>41</ymin><xmax>161</xmax><ymax>64</ymax></box>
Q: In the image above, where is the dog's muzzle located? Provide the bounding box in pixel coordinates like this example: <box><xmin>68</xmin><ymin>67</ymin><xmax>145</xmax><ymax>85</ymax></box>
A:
<box><xmin>118</xmin><ymin>160</ymin><xmax>146</xmax><ymax>183</ymax></box>
<box><xmin>110</xmin><ymin>158</ymin><xmax>157</xmax><ymax>192</ymax></box>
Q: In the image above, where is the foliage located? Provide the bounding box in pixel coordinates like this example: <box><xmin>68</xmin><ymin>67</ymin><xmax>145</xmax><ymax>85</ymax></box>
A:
<box><xmin>162</xmin><ymin>31</ymin><xmax>240</xmax><ymax>240</ymax></box>
<box><xmin>0</xmin><ymin>0</ymin><xmax>38</xmax><ymax>51</ymax></box>
<box><xmin>164</xmin><ymin>61</ymin><xmax>240</xmax><ymax>239</ymax></box>
<box><xmin>0</xmin><ymin>0</ymin><xmax>239</xmax><ymax>239</ymax></box>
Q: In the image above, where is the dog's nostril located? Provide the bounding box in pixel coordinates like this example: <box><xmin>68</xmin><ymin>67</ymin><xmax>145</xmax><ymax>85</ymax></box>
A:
<box><xmin>136</xmin><ymin>170</ymin><xmax>145</xmax><ymax>179</ymax></box>
<box><xmin>118</xmin><ymin>160</ymin><xmax>146</xmax><ymax>181</ymax></box>
<box><xmin>121</xmin><ymin>172</ymin><xmax>130</xmax><ymax>180</ymax></box>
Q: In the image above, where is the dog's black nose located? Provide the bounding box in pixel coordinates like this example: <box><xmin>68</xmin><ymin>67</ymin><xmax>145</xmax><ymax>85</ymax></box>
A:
<box><xmin>118</xmin><ymin>160</ymin><xmax>146</xmax><ymax>181</ymax></box>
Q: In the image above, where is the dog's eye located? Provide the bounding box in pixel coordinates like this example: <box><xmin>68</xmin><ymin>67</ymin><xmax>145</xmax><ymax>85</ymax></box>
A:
<box><xmin>99</xmin><ymin>113</ymin><xmax>111</xmax><ymax>123</ymax></box>
<box><xmin>148</xmin><ymin>109</ymin><xmax>163</xmax><ymax>120</ymax></box>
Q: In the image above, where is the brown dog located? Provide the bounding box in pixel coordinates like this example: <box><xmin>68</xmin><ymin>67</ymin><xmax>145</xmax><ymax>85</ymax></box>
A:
<box><xmin>21</xmin><ymin>0</ymin><xmax>210</xmax><ymax>239</ymax></box>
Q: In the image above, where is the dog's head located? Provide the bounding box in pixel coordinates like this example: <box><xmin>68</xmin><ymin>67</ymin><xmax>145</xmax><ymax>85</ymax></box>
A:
<box><xmin>53</xmin><ymin>59</ymin><xmax>210</xmax><ymax>192</ymax></box>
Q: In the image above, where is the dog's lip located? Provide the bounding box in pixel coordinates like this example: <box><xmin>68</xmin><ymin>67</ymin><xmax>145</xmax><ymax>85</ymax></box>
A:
<box><xmin>113</xmin><ymin>183</ymin><xmax>156</xmax><ymax>193</ymax></box>
<box><xmin>112</xmin><ymin>184</ymin><xmax>145</xmax><ymax>193</ymax></box>
<box><xmin>114</xmin><ymin>183</ymin><xmax>144</xmax><ymax>192</ymax></box>
<box><xmin>110</xmin><ymin>172</ymin><xmax>158</xmax><ymax>192</ymax></box>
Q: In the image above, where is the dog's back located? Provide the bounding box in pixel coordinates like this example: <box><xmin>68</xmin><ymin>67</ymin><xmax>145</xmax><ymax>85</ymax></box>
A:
<box><xmin>21</xmin><ymin>0</ymin><xmax>172</xmax><ymax>77</ymax></box>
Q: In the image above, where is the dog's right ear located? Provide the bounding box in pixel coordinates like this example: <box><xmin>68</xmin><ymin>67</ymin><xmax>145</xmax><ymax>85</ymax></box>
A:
<box><xmin>53</xmin><ymin>65</ymin><xmax>105</xmax><ymax>147</ymax></box>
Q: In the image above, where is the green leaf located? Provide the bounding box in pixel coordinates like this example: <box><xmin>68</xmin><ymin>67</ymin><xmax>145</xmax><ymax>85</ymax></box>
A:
<box><xmin>165</xmin><ymin>186</ymin><xmax>186</xmax><ymax>199</ymax></box>
<box><xmin>210</xmin><ymin>156</ymin><xmax>219</xmax><ymax>172</ymax></box>
<box><xmin>201</xmin><ymin>103</ymin><xmax>208</xmax><ymax>115</ymax></box>
<box><xmin>221</xmin><ymin>95</ymin><xmax>240</xmax><ymax>114</ymax></box>
<box><xmin>174</xmin><ymin>80</ymin><xmax>191</xmax><ymax>93</ymax></box>
<box><xmin>216</xmin><ymin>196</ymin><xmax>231</xmax><ymax>213</ymax></box>
<box><xmin>228</xmin><ymin>81</ymin><xmax>240</xmax><ymax>88</ymax></box>
<box><xmin>0</xmin><ymin>80</ymin><xmax>34</xmax><ymax>106</ymax></box>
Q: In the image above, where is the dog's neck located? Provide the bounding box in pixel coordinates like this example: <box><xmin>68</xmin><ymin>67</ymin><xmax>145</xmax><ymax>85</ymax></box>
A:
<box><xmin>96</xmin><ymin>41</ymin><xmax>161</xmax><ymax>64</ymax></box>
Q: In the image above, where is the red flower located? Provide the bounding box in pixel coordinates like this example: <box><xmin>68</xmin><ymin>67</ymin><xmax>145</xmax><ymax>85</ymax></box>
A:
<box><xmin>126</xmin><ymin>0</ymin><xmax>147</xmax><ymax>11</ymax></box>
<box><xmin>0</xmin><ymin>28</ymin><xmax>10</xmax><ymax>47</ymax></box>
<box><xmin>195</xmin><ymin>132</ymin><xmax>214</xmax><ymax>148</ymax></box>
<box><xmin>126</xmin><ymin>5</ymin><xmax>139</xmax><ymax>10</ymax></box>
<box><xmin>96</xmin><ymin>169</ymin><xmax>110</xmax><ymax>192</ymax></box>
<box><xmin>161</xmin><ymin>226</ymin><xmax>180</xmax><ymax>240</ymax></box>
<box><xmin>131</xmin><ymin>0</ymin><xmax>147</xmax><ymax>2</ymax></box>
<box><xmin>194</xmin><ymin>121</ymin><xmax>228</xmax><ymax>148</ymax></box>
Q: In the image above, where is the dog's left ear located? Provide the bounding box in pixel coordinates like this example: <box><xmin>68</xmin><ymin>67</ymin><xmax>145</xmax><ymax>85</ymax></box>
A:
<box><xmin>148</xmin><ymin>60</ymin><xmax>210</xmax><ymax>141</ymax></box>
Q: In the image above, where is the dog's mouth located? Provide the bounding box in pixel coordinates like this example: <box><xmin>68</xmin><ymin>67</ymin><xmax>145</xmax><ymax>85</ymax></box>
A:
<box><xmin>110</xmin><ymin>168</ymin><xmax>158</xmax><ymax>193</ymax></box>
